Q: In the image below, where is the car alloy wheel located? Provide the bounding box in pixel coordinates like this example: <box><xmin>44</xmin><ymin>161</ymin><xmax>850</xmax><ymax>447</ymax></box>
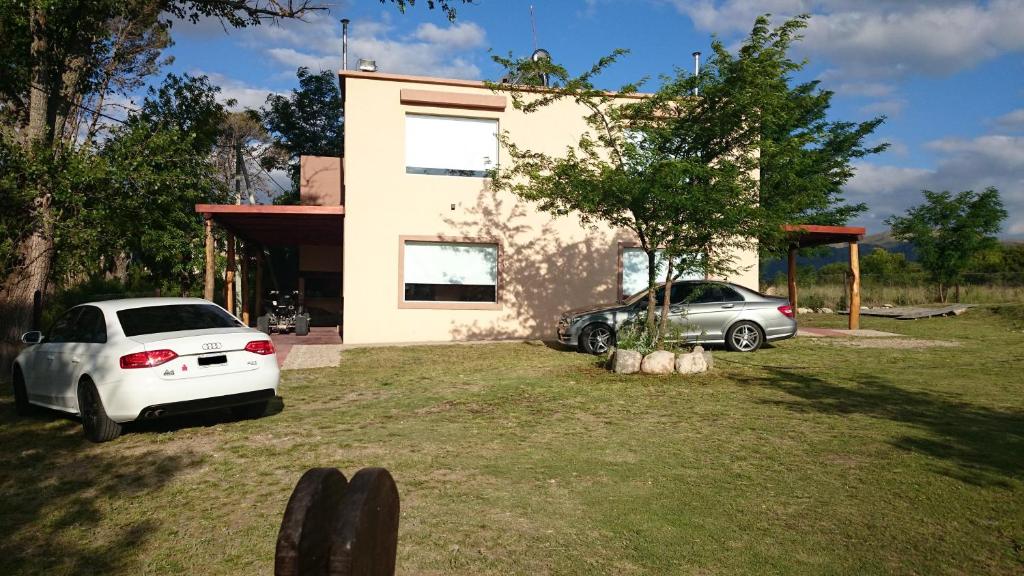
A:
<box><xmin>730</xmin><ymin>323</ymin><xmax>761</xmax><ymax>352</ymax></box>
<box><xmin>586</xmin><ymin>325</ymin><xmax>613</xmax><ymax>354</ymax></box>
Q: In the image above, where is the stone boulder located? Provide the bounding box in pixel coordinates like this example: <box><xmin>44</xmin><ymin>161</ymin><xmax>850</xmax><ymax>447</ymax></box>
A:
<box><xmin>797</xmin><ymin>307</ymin><xmax>813</xmax><ymax>315</ymax></box>
<box><xmin>693</xmin><ymin>345</ymin><xmax>713</xmax><ymax>370</ymax></box>
<box><xmin>640</xmin><ymin>351</ymin><xmax>675</xmax><ymax>374</ymax></box>
<box><xmin>675</xmin><ymin>349</ymin><xmax>709</xmax><ymax>374</ymax></box>
<box><xmin>817</xmin><ymin>307</ymin><xmax>834</xmax><ymax>314</ymax></box>
<box><xmin>612</xmin><ymin>349</ymin><xmax>643</xmax><ymax>374</ymax></box>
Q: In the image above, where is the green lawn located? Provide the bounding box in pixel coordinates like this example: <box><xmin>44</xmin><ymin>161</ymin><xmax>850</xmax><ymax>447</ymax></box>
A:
<box><xmin>2</xmin><ymin>307</ymin><xmax>1023</xmax><ymax>575</ymax></box>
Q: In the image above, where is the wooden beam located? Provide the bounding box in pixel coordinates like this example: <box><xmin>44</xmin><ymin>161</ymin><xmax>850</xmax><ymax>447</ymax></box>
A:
<box><xmin>849</xmin><ymin>241</ymin><xmax>861</xmax><ymax>330</ymax></box>
<box><xmin>255</xmin><ymin>248</ymin><xmax>264</xmax><ymax>318</ymax></box>
<box><xmin>204</xmin><ymin>215</ymin><xmax>215</xmax><ymax>301</ymax></box>
<box><xmin>240</xmin><ymin>244</ymin><xmax>250</xmax><ymax>326</ymax></box>
<box><xmin>225</xmin><ymin>232</ymin><xmax>236</xmax><ymax>314</ymax></box>
<box><xmin>787</xmin><ymin>245</ymin><xmax>798</xmax><ymax>313</ymax></box>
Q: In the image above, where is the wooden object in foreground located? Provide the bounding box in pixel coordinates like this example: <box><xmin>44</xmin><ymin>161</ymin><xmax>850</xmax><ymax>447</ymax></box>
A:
<box><xmin>275</xmin><ymin>467</ymin><xmax>400</xmax><ymax>576</ymax></box>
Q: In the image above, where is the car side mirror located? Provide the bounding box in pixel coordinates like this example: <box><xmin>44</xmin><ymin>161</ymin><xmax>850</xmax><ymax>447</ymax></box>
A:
<box><xmin>21</xmin><ymin>331</ymin><xmax>43</xmax><ymax>345</ymax></box>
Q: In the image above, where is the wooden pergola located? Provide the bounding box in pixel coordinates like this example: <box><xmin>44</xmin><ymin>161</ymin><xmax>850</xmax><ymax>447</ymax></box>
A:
<box><xmin>782</xmin><ymin>224</ymin><xmax>866</xmax><ymax>330</ymax></box>
<box><xmin>195</xmin><ymin>204</ymin><xmax>344</xmax><ymax>325</ymax></box>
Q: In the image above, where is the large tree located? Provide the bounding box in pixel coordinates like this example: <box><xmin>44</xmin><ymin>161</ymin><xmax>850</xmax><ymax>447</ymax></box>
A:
<box><xmin>261</xmin><ymin>67</ymin><xmax>345</xmax><ymax>204</ymax></box>
<box><xmin>491</xmin><ymin>16</ymin><xmax>858</xmax><ymax>344</ymax></box>
<box><xmin>886</xmin><ymin>188</ymin><xmax>1007</xmax><ymax>303</ymax></box>
<box><xmin>0</xmin><ymin>0</ymin><xmax>325</xmax><ymax>350</ymax></box>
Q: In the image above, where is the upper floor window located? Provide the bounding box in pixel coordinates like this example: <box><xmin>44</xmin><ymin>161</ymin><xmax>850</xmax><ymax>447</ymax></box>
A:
<box><xmin>405</xmin><ymin>114</ymin><xmax>498</xmax><ymax>178</ymax></box>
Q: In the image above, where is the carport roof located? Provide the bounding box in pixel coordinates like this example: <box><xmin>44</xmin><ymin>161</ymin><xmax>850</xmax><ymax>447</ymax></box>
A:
<box><xmin>195</xmin><ymin>204</ymin><xmax>344</xmax><ymax>246</ymax></box>
<box><xmin>783</xmin><ymin>224</ymin><xmax>865</xmax><ymax>247</ymax></box>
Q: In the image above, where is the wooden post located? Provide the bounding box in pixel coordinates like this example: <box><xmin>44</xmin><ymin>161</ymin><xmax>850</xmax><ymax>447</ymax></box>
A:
<box><xmin>240</xmin><ymin>245</ymin><xmax>250</xmax><ymax>326</ymax></box>
<box><xmin>787</xmin><ymin>244</ymin><xmax>798</xmax><ymax>313</ymax></box>
<box><xmin>204</xmin><ymin>215</ymin><xmax>215</xmax><ymax>301</ymax></box>
<box><xmin>225</xmin><ymin>232</ymin><xmax>236</xmax><ymax>314</ymax></box>
<box><xmin>849</xmin><ymin>241</ymin><xmax>861</xmax><ymax>330</ymax></box>
<box><xmin>255</xmin><ymin>247</ymin><xmax>264</xmax><ymax>318</ymax></box>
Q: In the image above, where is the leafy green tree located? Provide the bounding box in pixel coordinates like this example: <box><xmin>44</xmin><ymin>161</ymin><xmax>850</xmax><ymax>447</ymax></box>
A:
<box><xmin>886</xmin><ymin>188</ymin><xmax>1007</xmax><ymax>302</ymax></box>
<box><xmin>262</xmin><ymin>67</ymin><xmax>345</xmax><ymax>204</ymax></box>
<box><xmin>491</xmin><ymin>16</ymin><xmax>850</xmax><ymax>343</ymax></box>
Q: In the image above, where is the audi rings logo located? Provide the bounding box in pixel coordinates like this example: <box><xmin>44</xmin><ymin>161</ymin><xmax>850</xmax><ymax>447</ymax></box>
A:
<box><xmin>201</xmin><ymin>342</ymin><xmax>222</xmax><ymax>351</ymax></box>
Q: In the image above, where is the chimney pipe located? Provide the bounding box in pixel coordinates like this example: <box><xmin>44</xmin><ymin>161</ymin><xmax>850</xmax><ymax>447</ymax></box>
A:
<box><xmin>692</xmin><ymin>51</ymin><xmax>701</xmax><ymax>96</ymax></box>
<box><xmin>341</xmin><ymin>18</ymin><xmax>350</xmax><ymax>71</ymax></box>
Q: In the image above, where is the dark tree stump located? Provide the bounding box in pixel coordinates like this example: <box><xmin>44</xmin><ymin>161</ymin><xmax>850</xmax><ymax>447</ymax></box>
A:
<box><xmin>275</xmin><ymin>467</ymin><xmax>400</xmax><ymax>576</ymax></box>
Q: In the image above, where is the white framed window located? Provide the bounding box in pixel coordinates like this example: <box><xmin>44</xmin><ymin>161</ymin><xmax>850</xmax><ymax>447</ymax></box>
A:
<box><xmin>405</xmin><ymin>114</ymin><xmax>498</xmax><ymax>177</ymax></box>
<box><xmin>401</xmin><ymin>239</ymin><xmax>499</xmax><ymax>306</ymax></box>
<box><xmin>620</xmin><ymin>247</ymin><xmax>703</xmax><ymax>299</ymax></box>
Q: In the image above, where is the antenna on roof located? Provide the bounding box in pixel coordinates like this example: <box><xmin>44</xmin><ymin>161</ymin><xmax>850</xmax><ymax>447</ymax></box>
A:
<box><xmin>530</xmin><ymin>4</ymin><xmax>538</xmax><ymax>51</ymax></box>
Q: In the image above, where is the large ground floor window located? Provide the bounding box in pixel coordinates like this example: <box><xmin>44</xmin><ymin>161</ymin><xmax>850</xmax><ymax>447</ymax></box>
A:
<box><xmin>619</xmin><ymin>245</ymin><xmax>705</xmax><ymax>300</ymax></box>
<box><xmin>400</xmin><ymin>238</ymin><xmax>501</xmax><ymax>309</ymax></box>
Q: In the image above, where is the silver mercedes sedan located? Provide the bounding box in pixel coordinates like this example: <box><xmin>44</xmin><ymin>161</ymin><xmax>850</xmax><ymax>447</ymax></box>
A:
<box><xmin>557</xmin><ymin>280</ymin><xmax>797</xmax><ymax>354</ymax></box>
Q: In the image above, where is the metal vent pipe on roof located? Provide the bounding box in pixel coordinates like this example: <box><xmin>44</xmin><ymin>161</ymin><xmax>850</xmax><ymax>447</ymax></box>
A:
<box><xmin>341</xmin><ymin>18</ymin><xmax>350</xmax><ymax>71</ymax></box>
<box><xmin>692</xmin><ymin>51</ymin><xmax>701</xmax><ymax>96</ymax></box>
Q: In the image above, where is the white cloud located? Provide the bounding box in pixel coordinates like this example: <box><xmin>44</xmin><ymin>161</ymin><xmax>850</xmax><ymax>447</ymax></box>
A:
<box><xmin>858</xmin><ymin>98</ymin><xmax>907</xmax><ymax>117</ymax></box>
<box><xmin>671</xmin><ymin>0</ymin><xmax>1024</xmax><ymax>80</ymax></box>
<box><xmin>412</xmin><ymin>22</ymin><xmax>486</xmax><ymax>49</ymax></box>
<box><xmin>993</xmin><ymin>108</ymin><xmax>1024</xmax><ymax>132</ymax></box>
<box><xmin>202</xmin><ymin>71</ymin><xmax>279</xmax><ymax>111</ymax></box>
<box><xmin>230</xmin><ymin>11</ymin><xmax>487</xmax><ymax>79</ymax></box>
<box><xmin>843</xmin><ymin>134</ymin><xmax>1024</xmax><ymax>237</ymax></box>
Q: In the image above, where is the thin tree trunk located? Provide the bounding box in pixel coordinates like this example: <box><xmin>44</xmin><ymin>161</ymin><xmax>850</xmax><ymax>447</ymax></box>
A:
<box><xmin>645</xmin><ymin>249</ymin><xmax>658</xmax><ymax>334</ymax></box>
<box><xmin>657</xmin><ymin>260</ymin><xmax>675</xmax><ymax>348</ymax></box>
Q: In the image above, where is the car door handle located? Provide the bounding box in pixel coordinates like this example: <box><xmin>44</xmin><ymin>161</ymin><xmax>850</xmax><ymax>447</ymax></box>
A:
<box><xmin>720</xmin><ymin>303</ymin><xmax>735</xmax><ymax>309</ymax></box>
<box><xmin>71</xmin><ymin>357</ymin><xmax>81</xmax><ymax>364</ymax></box>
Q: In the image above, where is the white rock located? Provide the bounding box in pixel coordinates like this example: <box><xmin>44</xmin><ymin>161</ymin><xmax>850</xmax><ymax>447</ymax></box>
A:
<box><xmin>675</xmin><ymin>351</ymin><xmax>709</xmax><ymax>374</ymax></box>
<box><xmin>818</xmin><ymin>307</ymin><xmax>834</xmax><ymax>314</ymax></box>
<box><xmin>797</xmin><ymin>307</ymin><xmax>813</xmax><ymax>315</ymax></box>
<box><xmin>641</xmin><ymin>351</ymin><xmax>675</xmax><ymax>374</ymax></box>
<box><xmin>612</xmin><ymin>349</ymin><xmax>643</xmax><ymax>374</ymax></box>
<box><xmin>702</xmin><ymin>350</ymin><xmax>714</xmax><ymax>370</ymax></box>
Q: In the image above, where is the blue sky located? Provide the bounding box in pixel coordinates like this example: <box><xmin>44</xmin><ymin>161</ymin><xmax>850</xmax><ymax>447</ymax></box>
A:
<box><xmin>160</xmin><ymin>0</ymin><xmax>1024</xmax><ymax>237</ymax></box>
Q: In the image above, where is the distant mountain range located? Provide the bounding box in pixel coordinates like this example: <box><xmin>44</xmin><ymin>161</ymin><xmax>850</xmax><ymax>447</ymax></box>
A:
<box><xmin>760</xmin><ymin>231</ymin><xmax>1020</xmax><ymax>279</ymax></box>
<box><xmin>760</xmin><ymin>231</ymin><xmax>912</xmax><ymax>279</ymax></box>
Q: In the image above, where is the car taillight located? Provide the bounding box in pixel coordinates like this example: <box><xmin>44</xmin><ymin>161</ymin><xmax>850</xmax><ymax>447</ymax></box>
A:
<box><xmin>245</xmin><ymin>340</ymin><xmax>275</xmax><ymax>355</ymax></box>
<box><xmin>120</xmin><ymin>349</ymin><xmax>178</xmax><ymax>369</ymax></box>
<box><xmin>778</xmin><ymin>304</ymin><xmax>795</xmax><ymax>319</ymax></box>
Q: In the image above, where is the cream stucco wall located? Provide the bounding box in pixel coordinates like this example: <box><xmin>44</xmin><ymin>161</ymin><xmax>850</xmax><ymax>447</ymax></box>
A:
<box><xmin>341</xmin><ymin>72</ymin><xmax>758</xmax><ymax>345</ymax></box>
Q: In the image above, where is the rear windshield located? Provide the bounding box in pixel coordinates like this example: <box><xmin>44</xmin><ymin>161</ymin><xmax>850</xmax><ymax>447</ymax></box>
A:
<box><xmin>117</xmin><ymin>304</ymin><xmax>242</xmax><ymax>337</ymax></box>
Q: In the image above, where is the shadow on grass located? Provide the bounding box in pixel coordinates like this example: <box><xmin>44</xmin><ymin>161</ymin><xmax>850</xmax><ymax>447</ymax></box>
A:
<box><xmin>0</xmin><ymin>397</ymin><xmax>203</xmax><ymax>575</ymax></box>
<box><xmin>743</xmin><ymin>366</ymin><xmax>1024</xmax><ymax>487</ymax></box>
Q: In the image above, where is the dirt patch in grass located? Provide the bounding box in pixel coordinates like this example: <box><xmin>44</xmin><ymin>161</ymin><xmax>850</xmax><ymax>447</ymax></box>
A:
<box><xmin>818</xmin><ymin>337</ymin><xmax>961</xmax><ymax>349</ymax></box>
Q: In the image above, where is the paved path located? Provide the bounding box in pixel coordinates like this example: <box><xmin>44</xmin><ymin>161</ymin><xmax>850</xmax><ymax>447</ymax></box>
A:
<box><xmin>271</xmin><ymin>327</ymin><xmax>343</xmax><ymax>369</ymax></box>
<box><xmin>798</xmin><ymin>327</ymin><xmax>902</xmax><ymax>338</ymax></box>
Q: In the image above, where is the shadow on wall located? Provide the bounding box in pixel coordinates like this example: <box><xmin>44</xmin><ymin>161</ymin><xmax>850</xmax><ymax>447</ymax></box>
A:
<box><xmin>299</xmin><ymin>156</ymin><xmax>342</xmax><ymax>206</ymax></box>
<box><xmin>0</xmin><ymin>400</ymin><xmax>202</xmax><ymax>573</ymax></box>
<box><xmin>746</xmin><ymin>366</ymin><xmax>1024</xmax><ymax>488</ymax></box>
<box><xmin>442</xmin><ymin>187</ymin><xmax>633</xmax><ymax>341</ymax></box>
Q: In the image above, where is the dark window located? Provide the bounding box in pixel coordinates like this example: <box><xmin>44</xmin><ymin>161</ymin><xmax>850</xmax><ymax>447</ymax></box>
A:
<box><xmin>46</xmin><ymin>308</ymin><xmax>82</xmax><ymax>343</ymax></box>
<box><xmin>404</xmin><ymin>284</ymin><xmax>497</xmax><ymax>302</ymax></box>
<box><xmin>688</xmin><ymin>284</ymin><xmax>745</xmax><ymax>304</ymax></box>
<box><xmin>117</xmin><ymin>304</ymin><xmax>242</xmax><ymax>337</ymax></box>
<box><xmin>71</xmin><ymin>306</ymin><xmax>107</xmax><ymax>343</ymax></box>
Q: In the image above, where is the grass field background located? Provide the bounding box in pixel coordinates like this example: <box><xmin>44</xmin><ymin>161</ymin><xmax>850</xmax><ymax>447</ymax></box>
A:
<box><xmin>1</xmin><ymin>306</ymin><xmax>1022</xmax><ymax>574</ymax></box>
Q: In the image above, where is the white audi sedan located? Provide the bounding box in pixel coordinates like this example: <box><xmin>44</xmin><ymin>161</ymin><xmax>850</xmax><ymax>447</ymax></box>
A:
<box><xmin>10</xmin><ymin>298</ymin><xmax>280</xmax><ymax>442</ymax></box>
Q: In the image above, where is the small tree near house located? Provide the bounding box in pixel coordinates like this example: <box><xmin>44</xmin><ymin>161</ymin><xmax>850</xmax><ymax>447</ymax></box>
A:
<box><xmin>490</xmin><ymin>16</ymin><xmax>840</xmax><ymax>346</ymax></box>
<box><xmin>886</xmin><ymin>188</ymin><xmax>1007</xmax><ymax>303</ymax></box>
